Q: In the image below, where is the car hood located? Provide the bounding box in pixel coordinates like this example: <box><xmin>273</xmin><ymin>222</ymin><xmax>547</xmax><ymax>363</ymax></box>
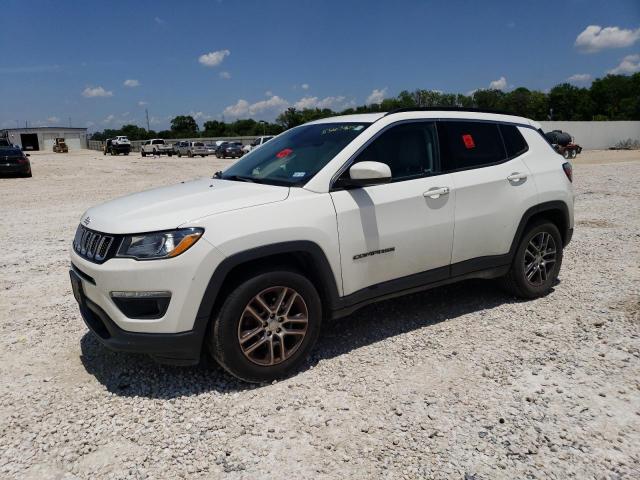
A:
<box><xmin>81</xmin><ymin>178</ymin><xmax>290</xmax><ymax>234</ymax></box>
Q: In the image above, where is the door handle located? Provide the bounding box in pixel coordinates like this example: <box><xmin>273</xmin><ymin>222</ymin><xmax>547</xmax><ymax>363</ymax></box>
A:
<box><xmin>507</xmin><ymin>172</ymin><xmax>527</xmax><ymax>182</ymax></box>
<box><xmin>423</xmin><ymin>187</ymin><xmax>450</xmax><ymax>199</ymax></box>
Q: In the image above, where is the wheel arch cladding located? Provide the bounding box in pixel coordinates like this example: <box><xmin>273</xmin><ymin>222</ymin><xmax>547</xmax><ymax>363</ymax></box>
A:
<box><xmin>511</xmin><ymin>201</ymin><xmax>571</xmax><ymax>254</ymax></box>
<box><xmin>194</xmin><ymin>241</ymin><xmax>341</xmax><ymax>333</ymax></box>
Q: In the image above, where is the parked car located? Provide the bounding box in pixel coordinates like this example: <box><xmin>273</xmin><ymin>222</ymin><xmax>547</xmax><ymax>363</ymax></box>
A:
<box><xmin>216</xmin><ymin>141</ymin><xmax>244</xmax><ymax>159</ymax></box>
<box><xmin>205</xmin><ymin>144</ymin><xmax>217</xmax><ymax>156</ymax></box>
<box><xmin>141</xmin><ymin>139</ymin><xmax>173</xmax><ymax>157</ymax></box>
<box><xmin>0</xmin><ymin>142</ymin><xmax>31</xmax><ymax>177</ymax></box>
<box><xmin>69</xmin><ymin>108</ymin><xmax>574</xmax><ymax>382</ymax></box>
<box><xmin>176</xmin><ymin>141</ymin><xmax>208</xmax><ymax>158</ymax></box>
<box><xmin>243</xmin><ymin>135</ymin><xmax>274</xmax><ymax>153</ymax></box>
<box><xmin>104</xmin><ymin>136</ymin><xmax>131</xmax><ymax>156</ymax></box>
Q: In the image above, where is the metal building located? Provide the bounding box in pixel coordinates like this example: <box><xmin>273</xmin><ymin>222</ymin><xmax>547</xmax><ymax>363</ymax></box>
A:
<box><xmin>0</xmin><ymin>127</ymin><xmax>88</xmax><ymax>151</ymax></box>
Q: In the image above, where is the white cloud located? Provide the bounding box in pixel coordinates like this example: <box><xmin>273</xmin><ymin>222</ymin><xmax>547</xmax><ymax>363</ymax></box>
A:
<box><xmin>608</xmin><ymin>54</ymin><xmax>640</xmax><ymax>74</ymax></box>
<box><xmin>154</xmin><ymin>17</ymin><xmax>165</xmax><ymax>25</ymax></box>
<box><xmin>301</xmin><ymin>83</ymin><xmax>310</xmax><ymax>90</ymax></box>
<box><xmin>567</xmin><ymin>73</ymin><xmax>592</xmax><ymax>83</ymax></box>
<box><xmin>223</xmin><ymin>95</ymin><xmax>289</xmax><ymax>119</ymax></box>
<box><xmin>489</xmin><ymin>76</ymin><xmax>507</xmax><ymax>90</ymax></box>
<box><xmin>138</xmin><ymin>101</ymin><xmax>148</xmax><ymax>106</ymax></box>
<box><xmin>47</xmin><ymin>116</ymin><xmax>60</xmax><ymax>123</ymax></box>
<box><xmin>366</xmin><ymin>88</ymin><xmax>387</xmax><ymax>105</ymax></box>
<box><xmin>198</xmin><ymin>49</ymin><xmax>230</xmax><ymax>67</ymax></box>
<box><xmin>149</xmin><ymin>116</ymin><xmax>161</xmax><ymax>125</ymax></box>
<box><xmin>86</xmin><ymin>121</ymin><xmax>95</xmax><ymax>127</ymax></box>
<box><xmin>123</xmin><ymin>79</ymin><xmax>140</xmax><ymax>87</ymax></box>
<box><xmin>103</xmin><ymin>114</ymin><xmax>116</xmax><ymax>124</ymax></box>
<box><xmin>575</xmin><ymin>25</ymin><xmax>640</xmax><ymax>53</ymax></box>
<box><xmin>507</xmin><ymin>21</ymin><xmax>516</xmax><ymax>29</ymax></box>
<box><xmin>82</xmin><ymin>86</ymin><xmax>113</xmax><ymax>98</ymax></box>
<box><xmin>219</xmin><ymin>71</ymin><xmax>231</xmax><ymax>79</ymax></box>
<box><xmin>265</xmin><ymin>90</ymin><xmax>273</xmax><ymax>96</ymax></box>
<box><xmin>293</xmin><ymin>95</ymin><xmax>353</xmax><ymax>110</ymax></box>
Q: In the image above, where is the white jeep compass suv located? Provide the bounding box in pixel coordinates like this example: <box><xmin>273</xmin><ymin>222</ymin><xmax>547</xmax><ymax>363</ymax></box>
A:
<box><xmin>70</xmin><ymin>109</ymin><xmax>574</xmax><ymax>382</ymax></box>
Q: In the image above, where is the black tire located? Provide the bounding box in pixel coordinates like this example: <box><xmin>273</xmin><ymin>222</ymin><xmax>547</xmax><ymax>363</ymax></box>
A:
<box><xmin>562</xmin><ymin>149</ymin><xmax>570</xmax><ymax>159</ymax></box>
<box><xmin>103</xmin><ymin>149</ymin><xmax>107</xmax><ymax>156</ymax></box>
<box><xmin>208</xmin><ymin>270</ymin><xmax>322</xmax><ymax>383</ymax></box>
<box><xmin>168</xmin><ymin>153</ymin><xmax>172</xmax><ymax>157</ymax></box>
<box><xmin>124</xmin><ymin>152</ymin><xmax>129</xmax><ymax>156</ymax></box>
<box><xmin>141</xmin><ymin>150</ymin><xmax>146</xmax><ymax>157</ymax></box>
<box><xmin>177</xmin><ymin>152</ymin><xmax>182</xmax><ymax>158</ymax></box>
<box><xmin>500</xmin><ymin>220</ymin><xmax>563</xmax><ymax>299</ymax></box>
<box><xmin>152</xmin><ymin>149</ymin><xmax>157</xmax><ymax>155</ymax></box>
<box><xmin>201</xmin><ymin>155</ymin><xmax>206</xmax><ymax>158</ymax></box>
<box><xmin>570</xmin><ymin>149</ymin><xmax>577</xmax><ymax>159</ymax></box>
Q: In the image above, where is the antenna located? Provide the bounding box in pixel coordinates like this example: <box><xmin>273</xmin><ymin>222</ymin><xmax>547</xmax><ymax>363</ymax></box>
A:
<box><xmin>145</xmin><ymin>109</ymin><xmax>150</xmax><ymax>131</ymax></box>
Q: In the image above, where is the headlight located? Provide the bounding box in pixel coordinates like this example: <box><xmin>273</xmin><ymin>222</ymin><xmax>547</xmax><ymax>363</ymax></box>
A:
<box><xmin>116</xmin><ymin>228</ymin><xmax>203</xmax><ymax>260</ymax></box>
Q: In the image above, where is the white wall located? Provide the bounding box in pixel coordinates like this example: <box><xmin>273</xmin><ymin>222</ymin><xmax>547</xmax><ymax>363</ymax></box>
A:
<box><xmin>539</xmin><ymin>121</ymin><xmax>640</xmax><ymax>150</ymax></box>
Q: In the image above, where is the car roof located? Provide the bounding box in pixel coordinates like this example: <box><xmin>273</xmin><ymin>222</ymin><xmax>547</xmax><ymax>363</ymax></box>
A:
<box><xmin>306</xmin><ymin>110</ymin><xmax>539</xmax><ymax>128</ymax></box>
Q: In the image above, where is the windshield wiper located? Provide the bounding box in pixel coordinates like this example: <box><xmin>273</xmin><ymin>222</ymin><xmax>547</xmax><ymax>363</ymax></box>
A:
<box><xmin>222</xmin><ymin>174</ymin><xmax>255</xmax><ymax>183</ymax></box>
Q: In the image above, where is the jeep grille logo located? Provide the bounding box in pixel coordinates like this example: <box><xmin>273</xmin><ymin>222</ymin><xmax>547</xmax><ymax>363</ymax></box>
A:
<box><xmin>83</xmin><ymin>217</ymin><xmax>91</xmax><ymax>226</ymax></box>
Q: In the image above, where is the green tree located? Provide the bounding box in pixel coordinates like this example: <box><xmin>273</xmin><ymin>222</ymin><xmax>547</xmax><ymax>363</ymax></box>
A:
<box><xmin>170</xmin><ymin>115</ymin><xmax>199</xmax><ymax>136</ymax></box>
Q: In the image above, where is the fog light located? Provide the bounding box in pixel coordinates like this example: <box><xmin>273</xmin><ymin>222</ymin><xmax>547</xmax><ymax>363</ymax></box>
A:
<box><xmin>110</xmin><ymin>291</ymin><xmax>171</xmax><ymax>319</ymax></box>
<box><xmin>111</xmin><ymin>291</ymin><xmax>171</xmax><ymax>298</ymax></box>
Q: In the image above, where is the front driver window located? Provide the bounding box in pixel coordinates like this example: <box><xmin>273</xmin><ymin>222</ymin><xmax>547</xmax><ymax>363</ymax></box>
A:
<box><xmin>354</xmin><ymin>122</ymin><xmax>437</xmax><ymax>181</ymax></box>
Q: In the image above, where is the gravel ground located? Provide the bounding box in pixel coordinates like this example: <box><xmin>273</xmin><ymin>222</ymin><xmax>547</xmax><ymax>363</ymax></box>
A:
<box><xmin>1</xmin><ymin>149</ymin><xmax>639</xmax><ymax>479</ymax></box>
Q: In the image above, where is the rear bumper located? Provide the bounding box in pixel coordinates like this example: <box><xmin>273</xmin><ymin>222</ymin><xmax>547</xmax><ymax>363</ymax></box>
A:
<box><xmin>0</xmin><ymin>163</ymin><xmax>30</xmax><ymax>175</ymax></box>
<box><xmin>73</xmin><ymin>271</ymin><xmax>203</xmax><ymax>365</ymax></box>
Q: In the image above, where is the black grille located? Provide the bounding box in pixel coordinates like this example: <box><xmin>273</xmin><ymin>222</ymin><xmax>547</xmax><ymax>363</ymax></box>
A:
<box><xmin>73</xmin><ymin>225</ymin><xmax>117</xmax><ymax>263</ymax></box>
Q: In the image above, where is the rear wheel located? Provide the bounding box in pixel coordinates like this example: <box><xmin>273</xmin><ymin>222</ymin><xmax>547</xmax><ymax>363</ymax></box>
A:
<box><xmin>500</xmin><ymin>221</ymin><xmax>563</xmax><ymax>299</ymax></box>
<box><xmin>570</xmin><ymin>149</ymin><xmax>577</xmax><ymax>159</ymax></box>
<box><xmin>562</xmin><ymin>149</ymin><xmax>570</xmax><ymax>159</ymax></box>
<box><xmin>208</xmin><ymin>270</ymin><xmax>322</xmax><ymax>383</ymax></box>
<box><xmin>141</xmin><ymin>150</ymin><xmax>146</xmax><ymax>157</ymax></box>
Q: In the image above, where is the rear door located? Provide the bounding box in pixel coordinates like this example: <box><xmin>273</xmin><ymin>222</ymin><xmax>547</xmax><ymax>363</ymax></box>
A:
<box><xmin>437</xmin><ymin>120</ymin><xmax>539</xmax><ymax>271</ymax></box>
<box><xmin>331</xmin><ymin>121</ymin><xmax>455</xmax><ymax>296</ymax></box>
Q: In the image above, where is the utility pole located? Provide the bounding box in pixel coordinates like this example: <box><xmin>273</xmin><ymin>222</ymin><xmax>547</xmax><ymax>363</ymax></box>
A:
<box><xmin>145</xmin><ymin>109</ymin><xmax>150</xmax><ymax>131</ymax></box>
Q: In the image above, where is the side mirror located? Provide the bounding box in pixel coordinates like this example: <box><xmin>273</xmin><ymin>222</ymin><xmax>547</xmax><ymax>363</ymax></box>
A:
<box><xmin>346</xmin><ymin>161</ymin><xmax>391</xmax><ymax>187</ymax></box>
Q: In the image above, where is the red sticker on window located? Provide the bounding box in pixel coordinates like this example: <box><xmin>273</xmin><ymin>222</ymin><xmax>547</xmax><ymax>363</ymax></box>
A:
<box><xmin>276</xmin><ymin>148</ymin><xmax>293</xmax><ymax>158</ymax></box>
<box><xmin>462</xmin><ymin>134</ymin><xmax>475</xmax><ymax>149</ymax></box>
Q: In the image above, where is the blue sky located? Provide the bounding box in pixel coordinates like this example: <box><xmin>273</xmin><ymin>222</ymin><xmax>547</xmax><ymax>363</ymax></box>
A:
<box><xmin>0</xmin><ymin>0</ymin><xmax>638</xmax><ymax>131</ymax></box>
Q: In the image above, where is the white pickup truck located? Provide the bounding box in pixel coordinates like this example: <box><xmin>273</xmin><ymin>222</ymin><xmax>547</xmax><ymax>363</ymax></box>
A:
<box><xmin>141</xmin><ymin>139</ymin><xmax>174</xmax><ymax>157</ymax></box>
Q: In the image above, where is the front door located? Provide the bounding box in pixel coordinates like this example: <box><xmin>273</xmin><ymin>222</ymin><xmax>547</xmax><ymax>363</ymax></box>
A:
<box><xmin>330</xmin><ymin>122</ymin><xmax>455</xmax><ymax>296</ymax></box>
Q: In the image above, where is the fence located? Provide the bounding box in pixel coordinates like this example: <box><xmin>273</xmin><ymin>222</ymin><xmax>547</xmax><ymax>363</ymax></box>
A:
<box><xmin>87</xmin><ymin>136</ymin><xmax>262</xmax><ymax>152</ymax></box>
<box><xmin>87</xmin><ymin>122</ymin><xmax>640</xmax><ymax>152</ymax></box>
<box><xmin>538</xmin><ymin>121</ymin><xmax>639</xmax><ymax>150</ymax></box>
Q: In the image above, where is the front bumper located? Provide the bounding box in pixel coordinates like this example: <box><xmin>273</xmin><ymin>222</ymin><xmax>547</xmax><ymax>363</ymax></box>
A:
<box><xmin>69</xmin><ymin>236</ymin><xmax>225</xmax><ymax>333</ymax></box>
<box><xmin>72</xmin><ymin>269</ymin><xmax>202</xmax><ymax>365</ymax></box>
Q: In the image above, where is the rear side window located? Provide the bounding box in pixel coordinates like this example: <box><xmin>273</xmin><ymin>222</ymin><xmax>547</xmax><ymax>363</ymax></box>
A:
<box><xmin>438</xmin><ymin>121</ymin><xmax>506</xmax><ymax>171</ymax></box>
<box><xmin>500</xmin><ymin>124</ymin><xmax>528</xmax><ymax>158</ymax></box>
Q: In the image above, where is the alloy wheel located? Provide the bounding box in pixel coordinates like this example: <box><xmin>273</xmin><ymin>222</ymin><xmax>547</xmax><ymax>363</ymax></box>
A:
<box><xmin>523</xmin><ymin>232</ymin><xmax>557</xmax><ymax>286</ymax></box>
<box><xmin>237</xmin><ymin>286</ymin><xmax>309</xmax><ymax>366</ymax></box>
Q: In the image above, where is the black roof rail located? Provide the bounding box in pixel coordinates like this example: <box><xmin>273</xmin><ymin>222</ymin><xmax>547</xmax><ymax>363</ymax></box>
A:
<box><xmin>385</xmin><ymin>107</ymin><xmax>517</xmax><ymax>117</ymax></box>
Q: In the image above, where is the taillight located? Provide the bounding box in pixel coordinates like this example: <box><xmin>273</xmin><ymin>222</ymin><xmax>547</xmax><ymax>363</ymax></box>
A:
<box><xmin>562</xmin><ymin>162</ymin><xmax>573</xmax><ymax>182</ymax></box>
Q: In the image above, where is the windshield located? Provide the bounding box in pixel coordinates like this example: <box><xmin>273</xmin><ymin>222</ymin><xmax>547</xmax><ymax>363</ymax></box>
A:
<box><xmin>222</xmin><ymin>122</ymin><xmax>370</xmax><ymax>186</ymax></box>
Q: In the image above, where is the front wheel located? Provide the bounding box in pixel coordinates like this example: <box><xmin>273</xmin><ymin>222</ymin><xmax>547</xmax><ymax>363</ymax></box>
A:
<box><xmin>141</xmin><ymin>150</ymin><xmax>146</xmax><ymax>157</ymax></box>
<box><xmin>570</xmin><ymin>149</ymin><xmax>577</xmax><ymax>159</ymax></box>
<box><xmin>207</xmin><ymin>270</ymin><xmax>322</xmax><ymax>383</ymax></box>
<box><xmin>500</xmin><ymin>221</ymin><xmax>563</xmax><ymax>299</ymax></box>
<box><xmin>563</xmin><ymin>149</ymin><xmax>570</xmax><ymax>159</ymax></box>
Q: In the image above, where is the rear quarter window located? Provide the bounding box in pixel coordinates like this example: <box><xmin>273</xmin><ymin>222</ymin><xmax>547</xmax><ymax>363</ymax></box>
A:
<box><xmin>500</xmin><ymin>124</ymin><xmax>529</xmax><ymax>158</ymax></box>
<box><xmin>438</xmin><ymin>121</ymin><xmax>507</xmax><ymax>171</ymax></box>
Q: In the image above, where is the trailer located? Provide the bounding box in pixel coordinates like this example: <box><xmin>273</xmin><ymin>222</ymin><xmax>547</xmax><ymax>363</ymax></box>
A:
<box><xmin>545</xmin><ymin>130</ymin><xmax>582</xmax><ymax>159</ymax></box>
